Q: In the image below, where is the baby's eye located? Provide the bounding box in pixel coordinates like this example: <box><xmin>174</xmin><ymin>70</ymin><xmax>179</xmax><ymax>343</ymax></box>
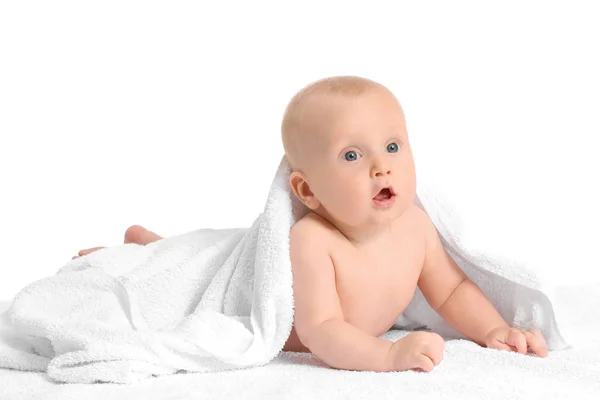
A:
<box><xmin>386</xmin><ymin>142</ymin><xmax>399</xmax><ymax>153</ymax></box>
<box><xmin>344</xmin><ymin>150</ymin><xmax>361</xmax><ymax>161</ymax></box>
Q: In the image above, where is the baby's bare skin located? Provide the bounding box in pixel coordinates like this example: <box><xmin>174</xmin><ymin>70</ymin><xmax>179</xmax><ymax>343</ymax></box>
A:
<box><xmin>283</xmin><ymin>207</ymin><xmax>426</xmax><ymax>353</ymax></box>
<box><xmin>75</xmin><ymin>76</ymin><xmax>548</xmax><ymax>373</ymax></box>
<box><xmin>281</xmin><ymin>76</ymin><xmax>547</xmax><ymax>372</ymax></box>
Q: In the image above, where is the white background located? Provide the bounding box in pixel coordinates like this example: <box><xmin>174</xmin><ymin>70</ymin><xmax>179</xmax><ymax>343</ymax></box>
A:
<box><xmin>1</xmin><ymin>1</ymin><xmax>599</xmax><ymax>298</ymax></box>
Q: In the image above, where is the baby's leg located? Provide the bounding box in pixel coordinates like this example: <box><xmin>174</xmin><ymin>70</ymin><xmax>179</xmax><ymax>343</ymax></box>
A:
<box><xmin>123</xmin><ymin>225</ymin><xmax>164</xmax><ymax>245</ymax></box>
<box><xmin>73</xmin><ymin>225</ymin><xmax>164</xmax><ymax>259</ymax></box>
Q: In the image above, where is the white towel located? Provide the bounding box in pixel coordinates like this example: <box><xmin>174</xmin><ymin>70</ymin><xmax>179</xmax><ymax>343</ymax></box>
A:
<box><xmin>0</xmin><ymin>156</ymin><xmax>569</xmax><ymax>384</ymax></box>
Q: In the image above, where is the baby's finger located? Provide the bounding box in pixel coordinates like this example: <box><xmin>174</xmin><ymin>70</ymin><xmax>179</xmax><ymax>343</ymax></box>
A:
<box><xmin>506</xmin><ymin>330</ymin><xmax>527</xmax><ymax>354</ymax></box>
<box><xmin>412</xmin><ymin>353</ymin><xmax>435</xmax><ymax>373</ymax></box>
<box><xmin>487</xmin><ymin>338</ymin><xmax>515</xmax><ymax>352</ymax></box>
<box><xmin>524</xmin><ymin>330</ymin><xmax>548</xmax><ymax>358</ymax></box>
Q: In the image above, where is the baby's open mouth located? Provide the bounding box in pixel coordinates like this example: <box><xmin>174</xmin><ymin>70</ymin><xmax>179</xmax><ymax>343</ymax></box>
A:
<box><xmin>373</xmin><ymin>187</ymin><xmax>394</xmax><ymax>201</ymax></box>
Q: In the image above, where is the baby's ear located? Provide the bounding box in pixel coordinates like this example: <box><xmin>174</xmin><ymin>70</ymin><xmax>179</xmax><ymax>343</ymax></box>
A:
<box><xmin>289</xmin><ymin>172</ymin><xmax>321</xmax><ymax>210</ymax></box>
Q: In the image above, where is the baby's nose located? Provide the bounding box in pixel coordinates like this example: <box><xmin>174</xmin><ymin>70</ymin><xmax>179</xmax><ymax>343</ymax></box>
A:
<box><xmin>371</xmin><ymin>165</ymin><xmax>391</xmax><ymax>178</ymax></box>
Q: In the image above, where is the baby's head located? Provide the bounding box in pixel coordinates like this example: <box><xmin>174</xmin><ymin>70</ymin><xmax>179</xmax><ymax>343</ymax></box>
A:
<box><xmin>281</xmin><ymin>76</ymin><xmax>416</xmax><ymax>238</ymax></box>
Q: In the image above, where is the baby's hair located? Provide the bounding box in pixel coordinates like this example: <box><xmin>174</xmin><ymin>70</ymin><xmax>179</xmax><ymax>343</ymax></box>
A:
<box><xmin>281</xmin><ymin>75</ymin><xmax>385</xmax><ymax>170</ymax></box>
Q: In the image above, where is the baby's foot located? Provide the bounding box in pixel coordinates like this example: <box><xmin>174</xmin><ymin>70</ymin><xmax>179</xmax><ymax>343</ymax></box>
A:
<box><xmin>122</xmin><ymin>225</ymin><xmax>163</xmax><ymax>246</ymax></box>
<box><xmin>72</xmin><ymin>246</ymin><xmax>105</xmax><ymax>259</ymax></box>
<box><xmin>71</xmin><ymin>225</ymin><xmax>163</xmax><ymax>260</ymax></box>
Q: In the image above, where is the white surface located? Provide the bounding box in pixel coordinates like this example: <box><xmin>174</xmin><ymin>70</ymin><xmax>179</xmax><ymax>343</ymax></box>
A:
<box><xmin>1</xmin><ymin>284</ymin><xmax>598</xmax><ymax>400</ymax></box>
<box><xmin>1</xmin><ymin>1</ymin><xmax>600</xmax><ymax>299</ymax></box>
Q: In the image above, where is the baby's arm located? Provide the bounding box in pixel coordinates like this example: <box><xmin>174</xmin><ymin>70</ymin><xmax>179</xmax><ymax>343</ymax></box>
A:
<box><xmin>417</xmin><ymin>210</ymin><xmax>508</xmax><ymax>346</ymax></box>
<box><xmin>417</xmin><ymin>209</ymin><xmax>547</xmax><ymax>357</ymax></box>
<box><xmin>290</xmin><ymin>219</ymin><xmax>395</xmax><ymax>372</ymax></box>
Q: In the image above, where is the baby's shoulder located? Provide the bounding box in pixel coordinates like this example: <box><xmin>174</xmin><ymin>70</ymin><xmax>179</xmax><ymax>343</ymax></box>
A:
<box><xmin>290</xmin><ymin>212</ymin><xmax>338</xmax><ymax>246</ymax></box>
<box><xmin>405</xmin><ymin>203</ymin><xmax>432</xmax><ymax>228</ymax></box>
<box><xmin>403</xmin><ymin>204</ymin><xmax>438</xmax><ymax>250</ymax></box>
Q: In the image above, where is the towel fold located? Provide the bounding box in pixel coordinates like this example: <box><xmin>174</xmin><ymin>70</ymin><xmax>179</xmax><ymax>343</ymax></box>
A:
<box><xmin>0</xmin><ymin>156</ymin><xmax>569</xmax><ymax>383</ymax></box>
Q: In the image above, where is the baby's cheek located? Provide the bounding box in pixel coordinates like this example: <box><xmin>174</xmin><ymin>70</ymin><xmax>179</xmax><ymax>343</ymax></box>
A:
<box><xmin>336</xmin><ymin>195</ymin><xmax>364</xmax><ymax>220</ymax></box>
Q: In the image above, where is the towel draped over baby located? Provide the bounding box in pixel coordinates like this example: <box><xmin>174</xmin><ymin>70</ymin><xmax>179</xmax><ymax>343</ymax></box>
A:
<box><xmin>0</xmin><ymin>156</ymin><xmax>569</xmax><ymax>383</ymax></box>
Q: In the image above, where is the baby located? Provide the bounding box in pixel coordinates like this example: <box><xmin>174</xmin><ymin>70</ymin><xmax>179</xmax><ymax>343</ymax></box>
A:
<box><xmin>74</xmin><ymin>76</ymin><xmax>548</xmax><ymax>373</ymax></box>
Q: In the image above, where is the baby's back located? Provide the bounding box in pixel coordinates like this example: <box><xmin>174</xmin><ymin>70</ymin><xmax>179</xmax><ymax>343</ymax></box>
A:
<box><xmin>283</xmin><ymin>205</ymin><xmax>427</xmax><ymax>352</ymax></box>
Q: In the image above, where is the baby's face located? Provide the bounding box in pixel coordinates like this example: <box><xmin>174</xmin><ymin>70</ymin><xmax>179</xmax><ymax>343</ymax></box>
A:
<box><xmin>305</xmin><ymin>88</ymin><xmax>417</xmax><ymax>230</ymax></box>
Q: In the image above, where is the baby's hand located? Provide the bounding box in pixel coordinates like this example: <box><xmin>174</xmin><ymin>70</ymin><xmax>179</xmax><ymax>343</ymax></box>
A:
<box><xmin>387</xmin><ymin>331</ymin><xmax>445</xmax><ymax>372</ymax></box>
<box><xmin>485</xmin><ymin>326</ymin><xmax>548</xmax><ymax>357</ymax></box>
